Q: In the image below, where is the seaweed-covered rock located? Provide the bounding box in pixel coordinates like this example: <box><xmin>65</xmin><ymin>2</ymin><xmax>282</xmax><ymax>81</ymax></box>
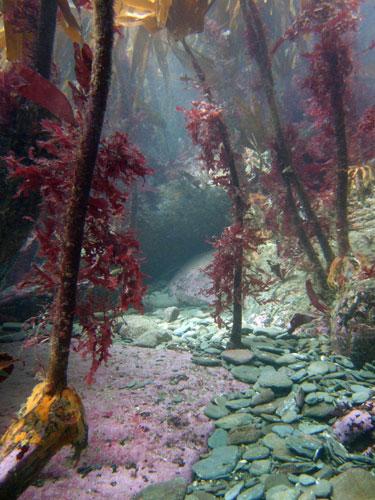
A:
<box><xmin>330</xmin><ymin>278</ymin><xmax>375</xmax><ymax>367</ymax></box>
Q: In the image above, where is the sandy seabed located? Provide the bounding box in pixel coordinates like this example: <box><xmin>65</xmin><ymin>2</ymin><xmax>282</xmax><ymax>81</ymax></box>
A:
<box><xmin>0</xmin><ymin>341</ymin><xmax>247</xmax><ymax>499</ymax></box>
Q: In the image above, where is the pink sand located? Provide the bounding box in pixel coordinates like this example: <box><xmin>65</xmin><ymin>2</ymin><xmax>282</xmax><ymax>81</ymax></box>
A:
<box><xmin>0</xmin><ymin>341</ymin><xmax>247</xmax><ymax>499</ymax></box>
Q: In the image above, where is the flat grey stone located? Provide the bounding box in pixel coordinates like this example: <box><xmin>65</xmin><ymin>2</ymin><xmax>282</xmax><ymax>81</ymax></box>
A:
<box><xmin>133</xmin><ymin>478</ymin><xmax>187</xmax><ymax>499</ymax></box>
<box><xmin>231</xmin><ymin>365</ymin><xmax>260</xmax><ymax>384</ymax></box>
<box><xmin>299</xmin><ymin>475</ymin><xmax>316</xmax><ymax>486</ymax></box>
<box><xmin>243</xmin><ymin>445</ymin><xmax>270</xmax><ymax>461</ymax></box>
<box><xmin>266</xmin><ymin>485</ymin><xmax>299</xmax><ymax>500</ymax></box>
<box><xmin>331</xmin><ymin>468</ymin><xmax>375</xmax><ymax>500</ymax></box>
<box><xmin>237</xmin><ymin>483</ymin><xmax>265</xmax><ymax>500</ymax></box>
<box><xmin>192</xmin><ymin>356</ymin><xmax>222</xmax><ymax>367</ymax></box>
<box><xmin>164</xmin><ymin>306</ymin><xmax>180</xmax><ymax>322</ymax></box>
<box><xmin>224</xmin><ymin>481</ymin><xmax>244</xmax><ymax>500</ymax></box>
<box><xmin>307</xmin><ymin>361</ymin><xmax>333</xmax><ymax>376</ymax></box>
<box><xmin>222</xmin><ymin>349</ymin><xmax>254</xmax><ymax>365</ymax></box>
<box><xmin>313</xmin><ymin>479</ymin><xmax>332</xmax><ymax>497</ymax></box>
<box><xmin>225</xmin><ymin>398</ymin><xmax>252</xmax><ymax>410</ymax></box>
<box><xmin>133</xmin><ymin>330</ymin><xmax>172</xmax><ymax>347</ymax></box>
<box><xmin>249</xmin><ymin>459</ymin><xmax>272</xmax><ymax>476</ymax></box>
<box><xmin>285</xmin><ymin>434</ymin><xmax>322</xmax><ymax>459</ymax></box>
<box><xmin>192</xmin><ymin>446</ymin><xmax>241</xmax><ymax>480</ymax></box>
<box><xmin>228</xmin><ymin>425</ymin><xmax>263</xmax><ymax>445</ymax></box>
<box><xmin>208</xmin><ymin>428</ymin><xmax>228</xmax><ymax>448</ymax></box>
<box><xmin>204</xmin><ymin>403</ymin><xmax>230</xmax><ymax>419</ymax></box>
<box><xmin>257</xmin><ymin>369</ymin><xmax>293</xmax><ymax>394</ymax></box>
<box><xmin>302</xmin><ymin>403</ymin><xmax>335</xmax><ymax>419</ymax></box>
<box><xmin>215</xmin><ymin>413</ymin><xmax>253</xmax><ymax>430</ymax></box>
<box><xmin>250</xmin><ymin>388</ymin><xmax>275</xmax><ymax>406</ymax></box>
<box><xmin>271</xmin><ymin>425</ymin><xmax>294</xmax><ymax>438</ymax></box>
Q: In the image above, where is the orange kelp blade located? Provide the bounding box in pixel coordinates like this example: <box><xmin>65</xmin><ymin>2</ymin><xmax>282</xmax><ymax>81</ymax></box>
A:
<box><xmin>0</xmin><ymin>382</ymin><xmax>87</xmax><ymax>499</ymax></box>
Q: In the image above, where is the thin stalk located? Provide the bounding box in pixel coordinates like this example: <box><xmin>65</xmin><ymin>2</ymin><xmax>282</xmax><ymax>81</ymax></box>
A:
<box><xmin>35</xmin><ymin>0</ymin><xmax>58</xmax><ymax>79</ymax></box>
<box><xmin>46</xmin><ymin>0</ymin><xmax>114</xmax><ymax>395</ymax></box>
<box><xmin>182</xmin><ymin>39</ymin><xmax>246</xmax><ymax>345</ymax></box>
<box><xmin>324</xmin><ymin>46</ymin><xmax>350</xmax><ymax>257</ymax></box>
<box><xmin>241</xmin><ymin>0</ymin><xmax>334</xmax><ymax>275</ymax></box>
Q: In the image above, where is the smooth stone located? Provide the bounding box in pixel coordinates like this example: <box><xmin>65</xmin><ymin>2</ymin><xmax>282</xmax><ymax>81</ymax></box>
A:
<box><xmin>192</xmin><ymin>357</ymin><xmax>222</xmax><ymax>367</ymax></box>
<box><xmin>231</xmin><ymin>365</ymin><xmax>260</xmax><ymax>384</ymax></box>
<box><xmin>204</xmin><ymin>403</ymin><xmax>230</xmax><ymax>419</ymax></box>
<box><xmin>215</xmin><ymin>413</ymin><xmax>253</xmax><ymax>430</ymax></box>
<box><xmin>291</xmin><ymin>369</ymin><xmax>308</xmax><ymax>382</ymax></box>
<box><xmin>299</xmin><ymin>492</ymin><xmax>316</xmax><ymax>500</ymax></box>
<box><xmin>264</xmin><ymin>473</ymin><xmax>291</xmax><ymax>491</ymax></box>
<box><xmin>313</xmin><ymin>479</ymin><xmax>332</xmax><ymax>497</ymax></box>
<box><xmin>164</xmin><ymin>306</ymin><xmax>180</xmax><ymax>322</ymax></box>
<box><xmin>351</xmin><ymin>390</ymin><xmax>371</xmax><ymax>404</ymax></box>
<box><xmin>243</xmin><ymin>445</ymin><xmax>270</xmax><ymax>461</ymax></box>
<box><xmin>305</xmin><ymin>392</ymin><xmax>334</xmax><ymax>405</ymax></box>
<box><xmin>252</xmin><ymin>326</ymin><xmax>287</xmax><ymax>338</ymax></box>
<box><xmin>250</xmin><ymin>400</ymin><xmax>280</xmax><ymax>415</ymax></box>
<box><xmin>249</xmin><ymin>459</ymin><xmax>272</xmax><ymax>476</ymax></box>
<box><xmin>302</xmin><ymin>403</ymin><xmax>335</xmax><ymax>419</ymax></box>
<box><xmin>225</xmin><ymin>398</ymin><xmax>252</xmax><ymax>410</ymax></box>
<box><xmin>301</xmin><ymin>382</ymin><xmax>318</xmax><ymax>393</ymax></box>
<box><xmin>307</xmin><ymin>361</ymin><xmax>334</xmax><ymax>377</ymax></box>
<box><xmin>222</xmin><ymin>349</ymin><xmax>254</xmax><ymax>365</ymax></box>
<box><xmin>208</xmin><ymin>428</ymin><xmax>228</xmax><ymax>448</ymax></box>
<box><xmin>299</xmin><ymin>475</ymin><xmax>316</xmax><ymax>486</ymax></box>
<box><xmin>224</xmin><ymin>481</ymin><xmax>244</xmax><ymax>500</ymax></box>
<box><xmin>331</xmin><ymin>468</ymin><xmax>375</xmax><ymax>500</ymax></box>
<box><xmin>276</xmin><ymin>354</ymin><xmax>299</xmax><ymax>366</ymax></box>
<box><xmin>257</xmin><ymin>369</ymin><xmax>293</xmax><ymax>394</ymax></box>
<box><xmin>251</xmin><ymin>388</ymin><xmax>276</xmax><ymax>406</ymax></box>
<box><xmin>192</xmin><ymin>446</ymin><xmax>241</xmax><ymax>480</ymax></box>
<box><xmin>186</xmin><ymin>493</ymin><xmax>216</xmax><ymax>500</ymax></box>
<box><xmin>271</xmin><ymin>425</ymin><xmax>294</xmax><ymax>438</ymax></box>
<box><xmin>265</xmin><ymin>485</ymin><xmax>299</xmax><ymax>500</ymax></box>
<box><xmin>228</xmin><ymin>425</ymin><xmax>263</xmax><ymax>445</ymax></box>
<box><xmin>254</xmin><ymin>351</ymin><xmax>282</xmax><ymax>365</ymax></box>
<box><xmin>262</xmin><ymin>432</ymin><xmax>287</xmax><ymax>451</ymax></box>
<box><xmin>133</xmin><ymin>478</ymin><xmax>187</xmax><ymax>499</ymax></box>
<box><xmin>298</xmin><ymin>423</ymin><xmax>327</xmax><ymax>435</ymax></box>
<box><xmin>285</xmin><ymin>434</ymin><xmax>322</xmax><ymax>459</ymax></box>
<box><xmin>237</xmin><ymin>483</ymin><xmax>265</xmax><ymax>500</ymax></box>
<box><xmin>133</xmin><ymin>330</ymin><xmax>172</xmax><ymax>347</ymax></box>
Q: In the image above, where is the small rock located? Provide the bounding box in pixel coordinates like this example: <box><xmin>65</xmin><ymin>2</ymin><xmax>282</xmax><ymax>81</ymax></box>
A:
<box><xmin>133</xmin><ymin>330</ymin><xmax>172</xmax><ymax>347</ymax></box>
<box><xmin>249</xmin><ymin>459</ymin><xmax>272</xmax><ymax>476</ymax></box>
<box><xmin>224</xmin><ymin>481</ymin><xmax>244</xmax><ymax>500</ymax></box>
<box><xmin>228</xmin><ymin>425</ymin><xmax>263</xmax><ymax>445</ymax></box>
<box><xmin>204</xmin><ymin>403</ymin><xmax>230</xmax><ymax>420</ymax></box>
<box><xmin>208</xmin><ymin>429</ymin><xmax>228</xmax><ymax>448</ymax></box>
<box><xmin>298</xmin><ymin>475</ymin><xmax>316</xmax><ymax>486</ymax></box>
<box><xmin>313</xmin><ymin>479</ymin><xmax>332</xmax><ymax>498</ymax></box>
<box><xmin>215</xmin><ymin>413</ymin><xmax>253</xmax><ymax>430</ymax></box>
<box><xmin>251</xmin><ymin>388</ymin><xmax>275</xmax><ymax>406</ymax></box>
<box><xmin>238</xmin><ymin>483</ymin><xmax>265</xmax><ymax>500</ymax></box>
<box><xmin>222</xmin><ymin>349</ymin><xmax>254</xmax><ymax>365</ymax></box>
<box><xmin>257</xmin><ymin>369</ymin><xmax>293</xmax><ymax>394</ymax></box>
<box><xmin>231</xmin><ymin>365</ymin><xmax>260</xmax><ymax>384</ymax></box>
<box><xmin>265</xmin><ymin>485</ymin><xmax>299</xmax><ymax>500</ymax></box>
<box><xmin>331</xmin><ymin>468</ymin><xmax>375</xmax><ymax>500</ymax></box>
<box><xmin>243</xmin><ymin>445</ymin><xmax>270</xmax><ymax>461</ymax></box>
<box><xmin>164</xmin><ymin>306</ymin><xmax>180</xmax><ymax>322</ymax></box>
<box><xmin>133</xmin><ymin>478</ymin><xmax>187</xmax><ymax>499</ymax></box>
<box><xmin>192</xmin><ymin>446</ymin><xmax>241</xmax><ymax>480</ymax></box>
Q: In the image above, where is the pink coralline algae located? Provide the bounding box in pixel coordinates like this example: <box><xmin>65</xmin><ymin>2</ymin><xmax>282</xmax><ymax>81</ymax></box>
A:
<box><xmin>333</xmin><ymin>407</ymin><xmax>374</xmax><ymax>444</ymax></box>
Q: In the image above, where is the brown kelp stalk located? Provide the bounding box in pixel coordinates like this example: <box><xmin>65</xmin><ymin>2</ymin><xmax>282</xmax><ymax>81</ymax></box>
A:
<box><xmin>240</xmin><ymin>0</ymin><xmax>334</xmax><ymax>286</ymax></box>
<box><xmin>182</xmin><ymin>39</ymin><xmax>246</xmax><ymax>346</ymax></box>
<box><xmin>324</xmin><ymin>43</ymin><xmax>350</xmax><ymax>258</ymax></box>
<box><xmin>0</xmin><ymin>2</ymin><xmax>114</xmax><ymax>497</ymax></box>
<box><xmin>35</xmin><ymin>0</ymin><xmax>58</xmax><ymax>78</ymax></box>
<box><xmin>47</xmin><ymin>0</ymin><xmax>114</xmax><ymax>394</ymax></box>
